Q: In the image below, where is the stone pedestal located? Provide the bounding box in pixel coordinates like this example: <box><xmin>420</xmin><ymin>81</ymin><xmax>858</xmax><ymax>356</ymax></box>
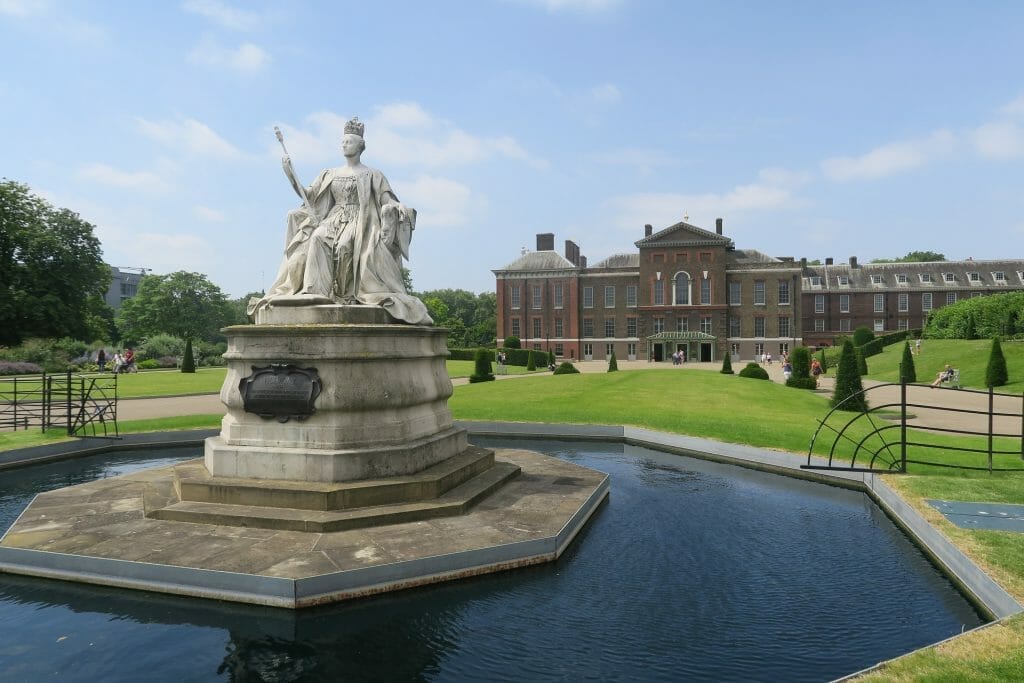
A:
<box><xmin>205</xmin><ymin>305</ymin><xmax>464</xmax><ymax>482</ymax></box>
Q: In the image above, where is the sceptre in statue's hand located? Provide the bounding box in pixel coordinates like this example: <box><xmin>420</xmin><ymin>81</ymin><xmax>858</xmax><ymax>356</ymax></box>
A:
<box><xmin>275</xmin><ymin>126</ymin><xmax>318</xmax><ymax>223</ymax></box>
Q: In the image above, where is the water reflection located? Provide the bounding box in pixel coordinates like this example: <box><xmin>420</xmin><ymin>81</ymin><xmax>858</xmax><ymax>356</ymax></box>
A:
<box><xmin>0</xmin><ymin>438</ymin><xmax>985</xmax><ymax>682</ymax></box>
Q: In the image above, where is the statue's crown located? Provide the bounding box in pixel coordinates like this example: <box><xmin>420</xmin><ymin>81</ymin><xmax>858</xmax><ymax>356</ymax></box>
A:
<box><xmin>344</xmin><ymin>117</ymin><xmax>364</xmax><ymax>137</ymax></box>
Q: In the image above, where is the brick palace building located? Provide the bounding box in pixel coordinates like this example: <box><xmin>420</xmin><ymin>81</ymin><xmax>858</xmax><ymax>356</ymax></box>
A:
<box><xmin>493</xmin><ymin>219</ymin><xmax>1024</xmax><ymax>362</ymax></box>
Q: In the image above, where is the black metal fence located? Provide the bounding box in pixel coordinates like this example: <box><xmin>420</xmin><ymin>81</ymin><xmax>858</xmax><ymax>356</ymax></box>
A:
<box><xmin>805</xmin><ymin>381</ymin><xmax>1024</xmax><ymax>473</ymax></box>
<box><xmin>0</xmin><ymin>372</ymin><xmax>119</xmax><ymax>438</ymax></box>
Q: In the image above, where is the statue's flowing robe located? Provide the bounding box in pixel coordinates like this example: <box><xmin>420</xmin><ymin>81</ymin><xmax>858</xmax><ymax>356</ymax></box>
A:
<box><xmin>249</xmin><ymin>166</ymin><xmax>431</xmax><ymax>325</ymax></box>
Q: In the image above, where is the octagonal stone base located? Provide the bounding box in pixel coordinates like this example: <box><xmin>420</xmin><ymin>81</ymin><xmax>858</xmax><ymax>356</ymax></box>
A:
<box><xmin>0</xmin><ymin>449</ymin><xmax>609</xmax><ymax>608</ymax></box>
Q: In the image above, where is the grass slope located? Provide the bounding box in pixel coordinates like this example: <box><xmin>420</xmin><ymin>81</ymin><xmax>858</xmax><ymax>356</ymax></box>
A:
<box><xmin>866</xmin><ymin>339</ymin><xmax>1024</xmax><ymax>391</ymax></box>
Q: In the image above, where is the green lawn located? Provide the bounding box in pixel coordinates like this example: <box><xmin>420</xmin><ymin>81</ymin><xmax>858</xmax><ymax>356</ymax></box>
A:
<box><xmin>864</xmin><ymin>338</ymin><xmax>1024</xmax><ymax>392</ymax></box>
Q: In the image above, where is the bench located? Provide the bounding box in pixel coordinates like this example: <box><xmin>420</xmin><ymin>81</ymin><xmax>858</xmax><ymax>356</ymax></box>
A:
<box><xmin>940</xmin><ymin>368</ymin><xmax>960</xmax><ymax>389</ymax></box>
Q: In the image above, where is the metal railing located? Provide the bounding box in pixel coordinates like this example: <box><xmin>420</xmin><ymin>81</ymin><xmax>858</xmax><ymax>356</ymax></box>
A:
<box><xmin>0</xmin><ymin>372</ymin><xmax>119</xmax><ymax>438</ymax></box>
<box><xmin>804</xmin><ymin>380</ymin><xmax>1024</xmax><ymax>473</ymax></box>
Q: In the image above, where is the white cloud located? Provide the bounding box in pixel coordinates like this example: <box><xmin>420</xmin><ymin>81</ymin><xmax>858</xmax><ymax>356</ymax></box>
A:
<box><xmin>188</xmin><ymin>38</ymin><xmax>270</xmax><ymax>74</ymax></box>
<box><xmin>590</xmin><ymin>83</ymin><xmax>621</xmax><ymax>104</ymax></box>
<box><xmin>272</xmin><ymin>104</ymin><xmax>545</xmax><ymax>169</ymax></box>
<box><xmin>0</xmin><ymin>0</ymin><xmax>46</xmax><ymax>16</ymax></box>
<box><xmin>605</xmin><ymin>168</ymin><xmax>807</xmax><ymax>231</ymax></box>
<box><xmin>195</xmin><ymin>205</ymin><xmax>226</xmax><ymax>222</ymax></box>
<box><xmin>136</xmin><ymin>117</ymin><xmax>244</xmax><ymax>159</ymax></box>
<box><xmin>181</xmin><ymin>0</ymin><xmax>264</xmax><ymax>31</ymax></box>
<box><xmin>397</xmin><ymin>175</ymin><xmax>478</xmax><ymax>229</ymax></box>
<box><xmin>77</xmin><ymin>163</ymin><xmax>171</xmax><ymax>193</ymax></box>
<box><xmin>971</xmin><ymin>121</ymin><xmax>1024</xmax><ymax>160</ymax></box>
<box><xmin>821</xmin><ymin>130</ymin><xmax>956</xmax><ymax>182</ymax></box>
<box><xmin>998</xmin><ymin>94</ymin><xmax>1024</xmax><ymax>118</ymax></box>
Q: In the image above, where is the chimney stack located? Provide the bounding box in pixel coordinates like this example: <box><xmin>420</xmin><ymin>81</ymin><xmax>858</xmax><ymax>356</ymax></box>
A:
<box><xmin>644</xmin><ymin>223</ymin><xmax>653</xmax><ymax>237</ymax></box>
<box><xmin>800</xmin><ymin>257</ymin><xmax>807</xmax><ymax>271</ymax></box>
<box><xmin>849</xmin><ymin>256</ymin><xmax>858</xmax><ymax>268</ymax></box>
<box><xmin>536</xmin><ymin>233</ymin><xmax>554</xmax><ymax>251</ymax></box>
<box><xmin>825</xmin><ymin>257</ymin><xmax>834</xmax><ymax>266</ymax></box>
<box><xmin>565</xmin><ymin>240</ymin><xmax>580</xmax><ymax>266</ymax></box>
<box><xmin>715</xmin><ymin>217</ymin><xmax>723</xmax><ymax>235</ymax></box>
<box><xmin>580</xmin><ymin>255</ymin><xmax>587</xmax><ymax>268</ymax></box>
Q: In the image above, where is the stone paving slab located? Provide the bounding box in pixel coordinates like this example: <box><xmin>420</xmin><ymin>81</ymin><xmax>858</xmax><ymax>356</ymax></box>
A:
<box><xmin>0</xmin><ymin>448</ymin><xmax>609</xmax><ymax>608</ymax></box>
<box><xmin>927</xmin><ymin>499</ymin><xmax>1024</xmax><ymax>532</ymax></box>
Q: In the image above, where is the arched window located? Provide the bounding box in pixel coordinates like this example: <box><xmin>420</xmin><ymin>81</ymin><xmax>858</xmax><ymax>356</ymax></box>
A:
<box><xmin>673</xmin><ymin>272</ymin><xmax>691</xmax><ymax>305</ymax></box>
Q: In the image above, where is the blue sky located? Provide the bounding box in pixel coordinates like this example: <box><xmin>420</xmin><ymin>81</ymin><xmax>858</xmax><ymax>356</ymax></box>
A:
<box><xmin>3</xmin><ymin>0</ymin><xmax>1023</xmax><ymax>298</ymax></box>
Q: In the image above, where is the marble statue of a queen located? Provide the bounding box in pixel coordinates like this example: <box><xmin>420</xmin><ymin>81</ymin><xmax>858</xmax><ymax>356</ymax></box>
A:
<box><xmin>249</xmin><ymin>117</ymin><xmax>432</xmax><ymax>325</ymax></box>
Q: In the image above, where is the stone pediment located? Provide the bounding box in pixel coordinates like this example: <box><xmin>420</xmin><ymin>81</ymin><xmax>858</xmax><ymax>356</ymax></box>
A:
<box><xmin>634</xmin><ymin>221</ymin><xmax>734</xmax><ymax>249</ymax></box>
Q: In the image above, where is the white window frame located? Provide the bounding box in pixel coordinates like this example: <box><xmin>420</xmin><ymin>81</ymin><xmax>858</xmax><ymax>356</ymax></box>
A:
<box><xmin>873</xmin><ymin>293</ymin><xmax>884</xmax><ymax>313</ymax></box>
<box><xmin>554</xmin><ymin>282</ymin><xmax>564</xmax><ymax>309</ymax></box>
<box><xmin>898</xmin><ymin>292</ymin><xmax>908</xmax><ymax>312</ymax></box>
<box><xmin>778</xmin><ymin>280</ymin><xmax>790</xmax><ymax>305</ymax></box>
<box><xmin>754</xmin><ymin>280</ymin><xmax>766</xmax><ymax>305</ymax></box>
<box><xmin>626</xmin><ymin>285</ymin><xmax>637</xmax><ymax>308</ymax></box>
<box><xmin>922</xmin><ymin>292</ymin><xmax>933</xmax><ymax>311</ymax></box>
<box><xmin>839</xmin><ymin>294</ymin><xmax>850</xmax><ymax>313</ymax></box>
<box><xmin>510</xmin><ymin>285</ymin><xmax>521</xmax><ymax>309</ymax></box>
<box><xmin>583</xmin><ymin>286</ymin><xmax>594</xmax><ymax>308</ymax></box>
<box><xmin>814</xmin><ymin>294</ymin><xmax>825</xmax><ymax>314</ymax></box>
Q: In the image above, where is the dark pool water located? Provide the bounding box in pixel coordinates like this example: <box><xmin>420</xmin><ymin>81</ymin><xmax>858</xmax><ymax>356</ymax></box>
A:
<box><xmin>0</xmin><ymin>438</ymin><xmax>983</xmax><ymax>682</ymax></box>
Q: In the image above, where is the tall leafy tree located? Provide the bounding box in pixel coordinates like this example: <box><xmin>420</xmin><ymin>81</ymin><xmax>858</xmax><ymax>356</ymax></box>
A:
<box><xmin>417</xmin><ymin>288</ymin><xmax>497</xmax><ymax>348</ymax></box>
<box><xmin>116</xmin><ymin>271</ymin><xmax>231</xmax><ymax>344</ymax></box>
<box><xmin>0</xmin><ymin>180</ymin><xmax>111</xmax><ymax>345</ymax></box>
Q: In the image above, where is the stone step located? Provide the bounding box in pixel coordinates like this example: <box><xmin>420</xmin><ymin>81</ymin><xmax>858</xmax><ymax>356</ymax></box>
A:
<box><xmin>150</xmin><ymin>461</ymin><xmax>521</xmax><ymax>533</ymax></box>
<box><xmin>176</xmin><ymin>446</ymin><xmax>495</xmax><ymax>511</ymax></box>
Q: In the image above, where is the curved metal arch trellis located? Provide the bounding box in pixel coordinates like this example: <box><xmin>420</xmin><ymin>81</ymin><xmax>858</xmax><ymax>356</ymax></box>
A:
<box><xmin>804</xmin><ymin>381</ymin><xmax>1024</xmax><ymax>473</ymax></box>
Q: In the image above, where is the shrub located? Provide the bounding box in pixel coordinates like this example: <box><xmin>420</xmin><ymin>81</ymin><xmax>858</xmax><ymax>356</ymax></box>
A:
<box><xmin>181</xmin><ymin>338</ymin><xmax>196</xmax><ymax>373</ymax></box>
<box><xmin>552</xmin><ymin>361</ymin><xmax>580</xmax><ymax>375</ymax></box>
<box><xmin>608</xmin><ymin>350</ymin><xmax>618</xmax><ymax>372</ymax></box>
<box><xmin>852</xmin><ymin>326</ymin><xmax>875</xmax><ymax>347</ymax></box>
<box><xmin>720</xmin><ymin>353</ymin><xmax>733</xmax><ymax>375</ymax></box>
<box><xmin>986</xmin><ymin>337</ymin><xmax>1008</xmax><ymax>388</ymax></box>
<box><xmin>0</xmin><ymin>361</ymin><xmax>44</xmax><ymax>375</ymax></box>
<box><xmin>738</xmin><ymin>363</ymin><xmax>769</xmax><ymax>380</ymax></box>
<box><xmin>526</xmin><ymin>350</ymin><xmax>537</xmax><ymax>371</ymax></box>
<box><xmin>137</xmin><ymin>334</ymin><xmax>185</xmax><ymax>361</ymax></box>
<box><xmin>856</xmin><ymin>347</ymin><xmax>868</xmax><ymax>376</ymax></box>
<box><xmin>786</xmin><ymin>347</ymin><xmax>816</xmax><ymax>390</ymax></box>
<box><xmin>158</xmin><ymin>355</ymin><xmax>179</xmax><ymax>368</ymax></box>
<box><xmin>860</xmin><ymin>338</ymin><xmax>884</xmax><ymax>358</ymax></box>
<box><xmin>137</xmin><ymin>359</ymin><xmax>160</xmax><ymax>370</ymax></box>
<box><xmin>899</xmin><ymin>341</ymin><xmax>916</xmax><ymax>383</ymax></box>
<box><xmin>832</xmin><ymin>340</ymin><xmax>868</xmax><ymax>412</ymax></box>
<box><xmin>469</xmin><ymin>348</ymin><xmax>495</xmax><ymax>383</ymax></box>
<box><xmin>504</xmin><ymin>336</ymin><xmax>521</xmax><ymax>349</ymax></box>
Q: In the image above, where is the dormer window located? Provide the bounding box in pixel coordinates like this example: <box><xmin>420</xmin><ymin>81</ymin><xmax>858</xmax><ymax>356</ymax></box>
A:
<box><xmin>919</xmin><ymin>273</ymin><xmax>933</xmax><ymax>283</ymax></box>
<box><xmin>808</xmin><ymin>276</ymin><xmax>822</xmax><ymax>288</ymax></box>
<box><xmin>837</xmin><ymin>275</ymin><xmax>849</xmax><ymax>286</ymax></box>
<box><xmin>870</xmin><ymin>274</ymin><xmax>883</xmax><ymax>285</ymax></box>
<box><xmin>896</xmin><ymin>273</ymin><xmax>908</xmax><ymax>285</ymax></box>
<box><xmin>943</xmin><ymin>273</ymin><xmax>955</xmax><ymax>283</ymax></box>
<box><xmin>993</xmin><ymin>271</ymin><xmax>1006</xmax><ymax>283</ymax></box>
<box><xmin>969</xmin><ymin>272</ymin><xmax>981</xmax><ymax>283</ymax></box>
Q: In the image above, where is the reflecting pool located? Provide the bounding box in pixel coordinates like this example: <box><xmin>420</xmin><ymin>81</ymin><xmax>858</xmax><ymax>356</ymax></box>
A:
<box><xmin>0</xmin><ymin>438</ymin><xmax>983</xmax><ymax>681</ymax></box>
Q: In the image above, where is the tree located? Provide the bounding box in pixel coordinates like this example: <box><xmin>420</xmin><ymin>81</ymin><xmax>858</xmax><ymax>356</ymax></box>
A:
<box><xmin>181</xmin><ymin>338</ymin><xmax>196</xmax><ymax>373</ymax></box>
<box><xmin>504</xmin><ymin>336</ymin><xmax>521</xmax><ymax>349</ymax></box>
<box><xmin>785</xmin><ymin>347</ymin><xmax>815</xmax><ymax>389</ymax></box>
<box><xmin>116</xmin><ymin>271</ymin><xmax>231</xmax><ymax>345</ymax></box>
<box><xmin>899</xmin><ymin>341</ymin><xmax>917</xmax><ymax>383</ymax></box>
<box><xmin>417</xmin><ymin>288</ymin><xmax>497</xmax><ymax>348</ymax></box>
<box><xmin>832</xmin><ymin>340</ymin><xmax>868</xmax><ymax>412</ymax></box>
<box><xmin>852</xmin><ymin>326</ymin><xmax>874</xmax><ymax>347</ymax></box>
<box><xmin>608</xmin><ymin>350</ymin><xmax>618</xmax><ymax>372</ymax></box>
<box><xmin>986</xmin><ymin>337</ymin><xmax>1008</xmax><ymax>388</ymax></box>
<box><xmin>870</xmin><ymin>251</ymin><xmax>946</xmax><ymax>263</ymax></box>
<box><xmin>468</xmin><ymin>348</ymin><xmax>494</xmax><ymax>383</ymax></box>
<box><xmin>0</xmin><ymin>180</ymin><xmax>112</xmax><ymax>345</ymax></box>
<box><xmin>720</xmin><ymin>353</ymin><xmax>733</xmax><ymax>374</ymax></box>
<box><xmin>526</xmin><ymin>349</ymin><xmax>537</xmax><ymax>371</ymax></box>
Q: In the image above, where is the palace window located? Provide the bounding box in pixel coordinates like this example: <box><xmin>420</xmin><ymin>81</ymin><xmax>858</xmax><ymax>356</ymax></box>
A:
<box><xmin>873</xmin><ymin>293</ymin><xmax>884</xmax><ymax>313</ymax></box>
<box><xmin>626</xmin><ymin>285</ymin><xmax>638</xmax><ymax>307</ymax></box>
<box><xmin>840</xmin><ymin>319</ymin><xmax>851</xmax><ymax>332</ymax></box>
<box><xmin>605</xmin><ymin>286</ymin><xmax>615</xmax><ymax>308</ymax></box>
<box><xmin>778</xmin><ymin>280</ymin><xmax>790</xmax><ymax>305</ymax></box>
<box><xmin>532</xmin><ymin>318</ymin><xmax>541</xmax><ymax>338</ymax></box>
<box><xmin>583</xmin><ymin>286</ymin><xmax>594</xmax><ymax>308</ymax></box>
<box><xmin>510</xmin><ymin>285</ymin><xmax>521</xmax><ymax>309</ymax></box>
<box><xmin>700</xmin><ymin>316</ymin><xmax>712</xmax><ymax>334</ymax></box>
<box><xmin>728</xmin><ymin>281</ymin><xmax>741</xmax><ymax>305</ymax></box>
<box><xmin>555</xmin><ymin>318</ymin><xmax>563</xmax><ymax>337</ymax></box>
<box><xmin>554</xmin><ymin>282</ymin><xmax>564</xmax><ymax>309</ymax></box>
<box><xmin>674</xmin><ymin>272</ymin><xmax>691</xmax><ymax>305</ymax></box>
<box><xmin>511</xmin><ymin>318</ymin><xmax>520</xmax><ymax>336</ymax></box>
<box><xmin>778</xmin><ymin>316</ymin><xmax>791</xmax><ymax>337</ymax></box>
<box><xmin>922</xmin><ymin>293</ymin><xmax>933</xmax><ymax>311</ymax></box>
<box><xmin>653</xmin><ymin>317</ymin><xmax>665</xmax><ymax>334</ymax></box>
<box><xmin>605</xmin><ymin>320</ymin><xmax>615</xmax><ymax>337</ymax></box>
<box><xmin>898</xmin><ymin>293</ymin><xmax>908</xmax><ymax>312</ymax></box>
<box><xmin>627</xmin><ymin>317</ymin><xmax>637</xmax><ymax>337</ymax></box>
<box><xmin>700</xmin><ymin>278</ymin><xmax>711</xmax><ymax>305</ymax></box>
<box><xmin>729</xmin><ymin>316</ymin><xmax>740</xmax><ymax>337</ymax></box>
<box><xmin>583</xmin><ymin>319</ymin><xmax>594</xmax><ymax>337</ymax></box>
<box><xmin>532</xmin><ymin>285</ymin><xmax>542</xmax><ymax>309</ymax></box>
<box><xmin>814</xmin><ymin>294</ymin><xmax>825</xmax><ymax>313</ymax></box>
<box><xmin>754</xmin><ymin>317</ymin><xmax>765</xmax><ymax>337</ymax></box>
<box><xmin>654</xmin><ymin>279</ymin><xmax>665</xmax><ymax>305</ymax></box>
<box><xmin>814</xmin><ymin>319</ymin><xmax>825</xmax><ymax>331</ymax></box>
<box><xmin>754</xmin><ymin>280</ymin><xmax>765</xmax><ymax>305</ymax></box>
<box><xmin>839</xmin><ymin>294</ymin><xmax>850</xmax><ymax>313</ymax></box>
<box><xmin>676</xmin><ymin>317</ymin><xmax>689</xmax><ymax>332</ymax></box>
<box><xmin>947</xmin><ymin>291</ymin><xmax>957</xmax><ymax>305</ymax></box>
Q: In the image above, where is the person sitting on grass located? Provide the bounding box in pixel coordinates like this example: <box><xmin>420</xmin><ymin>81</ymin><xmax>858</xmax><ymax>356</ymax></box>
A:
<box><xmin>930</xmin><ymin>364</ymin><xmax>954</xmax><ymax>387</ymax></box>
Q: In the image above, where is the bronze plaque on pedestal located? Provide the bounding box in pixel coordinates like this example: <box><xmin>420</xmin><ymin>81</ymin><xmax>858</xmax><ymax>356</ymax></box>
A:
<box><xmin>239</xmin><ymin>364</ymin><xmax>322</xmax><ymax>422</ymax></box>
